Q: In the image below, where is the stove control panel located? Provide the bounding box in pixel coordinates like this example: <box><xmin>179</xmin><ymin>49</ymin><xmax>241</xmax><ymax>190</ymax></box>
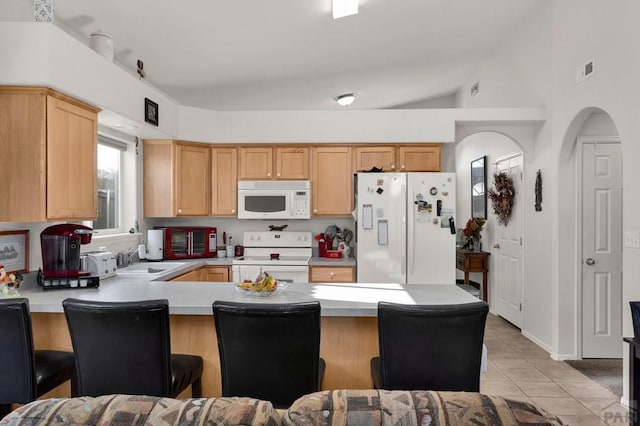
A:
<box><xmin>243</xmin><ymin>231</ymin><xmax>312</xmax><ymax>248</ymax></box>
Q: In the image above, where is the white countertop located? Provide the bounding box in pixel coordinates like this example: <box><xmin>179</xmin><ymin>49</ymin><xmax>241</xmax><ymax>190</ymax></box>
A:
<box><xmin>18</xmin><ymin>261</ymin><xmax>479</xmax><ymax>316</ymax></box>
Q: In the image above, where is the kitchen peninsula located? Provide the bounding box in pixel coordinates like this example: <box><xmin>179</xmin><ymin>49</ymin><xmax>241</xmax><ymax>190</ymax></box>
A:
<box><xmin>21</xmin><ymin>264</ymin><xmax>479</xmax><ymax>399</ymax></box>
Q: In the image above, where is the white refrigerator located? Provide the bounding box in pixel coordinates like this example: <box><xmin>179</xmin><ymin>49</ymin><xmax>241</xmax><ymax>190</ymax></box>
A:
<box><xmin>356</xmin><ymin>172</ymin><xmax>456</xmax><ymax>284</ymax></box>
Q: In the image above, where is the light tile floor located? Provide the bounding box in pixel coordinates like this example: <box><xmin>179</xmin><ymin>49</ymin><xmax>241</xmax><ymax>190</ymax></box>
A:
<box><xmin>483</xmin><ymin>314</ymin><xmax>629</xmax><ymax>425</ymax></box>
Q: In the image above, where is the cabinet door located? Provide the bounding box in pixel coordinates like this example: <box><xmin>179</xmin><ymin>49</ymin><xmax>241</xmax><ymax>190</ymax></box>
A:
<box><xmin>309</xmin><ymin>266</ymin><xmax>355</xmax><ymax>283</ymax></box>
<box><xmin>355</xmin><ymin>146</ymin><xmax>396</xmax><ymax>172</ymax></box>
<box><xmin>46</xmin><ymin>96</ymin><xmax>98</xmax><ymax>219</ymax></box>
<box><xmin>200</xmin><ymin>266</ymin><xmax>230</xmax><ymax>282</ymax></box>
<box><xmin>276</xmin><ymin>147</ymin><xmax>309</xmax><ymax>179</ymax></box>
<box><xmin>397</xmin><ymin>145</ymin><xmax>441</xmax><ymax>172</ymax></box>
<box><xmin>311</xmin><ymin>147</ymin><xmax>353</xmax><ymax>216</ymax></box>
<box><xmin>0</xmin><ymin>90</ymin><xmax>47</xmax><ymax>222</ymax></box>
<box><xmin>211</xmin><ymin>147</ymin><xmax>238</xmax><ymax>216</ymax></box>
<box><xmin>175</xmin><ymin>143</ymin><xmax>211</xmax><ymax>216</ymax></box>
<box><xmin>170</xmin><ymin>269</ymin><xmax>201</xmax><ymax>282</ymax></box>
<box><xmin>239</xmin><ymin>147</ymin><xmax>273</xmax><ymax>180</ymax></box>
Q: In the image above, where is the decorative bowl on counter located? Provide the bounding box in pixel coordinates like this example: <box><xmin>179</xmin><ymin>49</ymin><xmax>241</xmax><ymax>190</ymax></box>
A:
<box><xmin>325</xmin><ymin>250</ymin><xmax>343</xmax><ymax>259</ymax></box>
<box><xmin>235</xmin><ymin>282</ymin><xmax>285</xmax><ymax>297</ymax></box>
<box><xmin>235</xmin><ymin>274</ymin><xmax>285</xmax><ymax>297</ymax></box>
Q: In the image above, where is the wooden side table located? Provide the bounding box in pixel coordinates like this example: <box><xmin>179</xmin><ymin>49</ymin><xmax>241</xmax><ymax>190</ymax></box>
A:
<box><xmin>456</xmin><ymin>250</ymin><xmax>490</xmax><ymax>302</ymax></box>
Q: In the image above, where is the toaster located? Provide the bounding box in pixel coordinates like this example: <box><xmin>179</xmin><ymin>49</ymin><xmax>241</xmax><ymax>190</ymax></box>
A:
<box><xmin>85</xmin><ymin>251</ymin><xmax>117</xmax><ymax>279</ymax></box>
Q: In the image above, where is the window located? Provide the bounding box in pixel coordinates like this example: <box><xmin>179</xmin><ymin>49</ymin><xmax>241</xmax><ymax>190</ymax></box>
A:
<box><xmin>94</xmin><ymin>143</ymin><xmax>121</xmax><ymax>230</ymax></box>
<box><xmin>86</xmin><ymin>134</ymin><xmax>133</xmax><ymax>234</ymax></box>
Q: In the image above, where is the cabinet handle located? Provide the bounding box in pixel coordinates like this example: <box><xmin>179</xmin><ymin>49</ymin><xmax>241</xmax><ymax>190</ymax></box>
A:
<box><xmin>231</xmin><ymin>209</ymin><xmax>236</xmax><ymax>213</ymax></box>
<box><xmin>401</xmin><ymin>165</ymin><xmax>405</xmax><ymax>169</ymax></box>
<box><xmin>267</xmin><ymin>172</ymin><xmax>271</xmax><ymax>177</ymax></box>
<box><xmin>313</xmin><ymin>209</ymin><xmax>318</xmax><ymax>213</ymax></box>
<box><xmin>277</xmin><ymin>173</ymin><xmax>281</xmax><ymax>177</ymax></box>
<box><xmin>178</xmin><ymin>209</ymin><xmax>182</xmax><ymax>214</ymax></box>
<box><xmin>391</xmin><ymin>164</ymin><xmax>395</xmax><ymax>169</ymax></box>
<box><xmin>330</xmin><ymin>272</ymin><xmax>335</xmax><ymax>277</ymax></box>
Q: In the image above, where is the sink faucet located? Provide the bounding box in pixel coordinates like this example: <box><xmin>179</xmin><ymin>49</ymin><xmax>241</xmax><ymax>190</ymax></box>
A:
<box><xmin>117</xmin><ymin>248</ymin><xmax>140</xmax><ymax>268</ymax></box>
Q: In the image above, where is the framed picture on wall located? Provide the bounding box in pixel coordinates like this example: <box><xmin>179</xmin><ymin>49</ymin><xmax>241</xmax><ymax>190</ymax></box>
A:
<box><xmin>471</xmin><ymin>156</ymin><xmax>487</xmax><ymax>219</ymax></box>
<box><xmin>0</xmin><ymin>230</ymin><xmax>29</xmax><ymax>273</ymax></box>
<box><xmin>144</xmin><ymin>98</ymin><xmax>159</xmax><ymax>126</ymax></box>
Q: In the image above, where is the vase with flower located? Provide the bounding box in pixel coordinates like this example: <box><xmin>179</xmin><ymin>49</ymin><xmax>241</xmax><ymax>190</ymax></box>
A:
<box><xmin>463</xmin><ymin>217</ymin><xmax>486</xmax><ymax>252</ymax></box>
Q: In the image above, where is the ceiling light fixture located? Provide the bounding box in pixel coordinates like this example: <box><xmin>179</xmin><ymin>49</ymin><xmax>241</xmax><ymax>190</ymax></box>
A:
<box><xmin>336</xmin><ymin>93</ymin><xmax>357</xmax><ymax>106</ymax></box>
<box><xmin>332</xmin><ymin>0</ymin><xmax>358</xmax><ymax>19</ymax></box>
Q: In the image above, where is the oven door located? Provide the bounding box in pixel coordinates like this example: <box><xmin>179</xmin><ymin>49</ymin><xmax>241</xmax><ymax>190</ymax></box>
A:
<box><xmin>232</xmin><ymin>264</ymin><xmax>309</xmax><ymax>284</ymax></box>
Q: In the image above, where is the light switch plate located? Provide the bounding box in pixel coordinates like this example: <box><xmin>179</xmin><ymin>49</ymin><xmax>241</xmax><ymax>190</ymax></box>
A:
<box><xmin>625</xmin><ymin>231</ymin><xmax>640</xmax><ymax>249</ymax></box>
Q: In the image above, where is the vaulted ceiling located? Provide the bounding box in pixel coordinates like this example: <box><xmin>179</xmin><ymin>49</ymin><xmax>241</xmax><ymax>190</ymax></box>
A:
<box><xmin>7</xmin><ymin>0</ymin><xmax>542</xmax><ymax>110</ymax></box>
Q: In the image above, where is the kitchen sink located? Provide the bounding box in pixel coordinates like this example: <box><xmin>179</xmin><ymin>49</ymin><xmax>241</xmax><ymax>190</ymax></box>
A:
<box><xmin>117</xmin><ymin>261</ymin><xmax>187</xmax><ymax>276</ymax></box>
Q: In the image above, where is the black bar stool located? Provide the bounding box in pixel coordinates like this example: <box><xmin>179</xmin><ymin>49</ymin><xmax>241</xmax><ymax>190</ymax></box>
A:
<box><xmin>371</xmin><ymin>301</ymin><xmax>489</xmax><ymax>391</ymax></box>
<box><xmin>213</xmin><ymin>301</ymin><xmax>324</xmax><ymax>408</ymax></box>
<box><xmin>0</xmin><ymin>298</ymin><xmax>75</xmax><ymax>418</ymax></box>
<box><xmin>63</xmin><ymin>298</ymin><xmax>202</xmax><ymax>398</ymax></box>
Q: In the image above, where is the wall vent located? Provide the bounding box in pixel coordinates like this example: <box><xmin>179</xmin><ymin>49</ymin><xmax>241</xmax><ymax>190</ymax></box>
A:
<box><xmin>576</xmin><ymin>59</ymin><xmax>594</xmax><ymax>83</ymax></box>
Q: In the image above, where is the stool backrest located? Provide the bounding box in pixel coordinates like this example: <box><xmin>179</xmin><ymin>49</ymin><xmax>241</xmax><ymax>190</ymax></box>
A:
<box><xmin>213</xmin><ymin>301</ymin><xmax>321</xmax><ymax>407</ymax></box>
<box><xmin>378</xmin><ymin>301</ymin><xmax>489</xmax><ymax>391</ymax></box>
<box><xmin>63</xmin><ymin>298</ymin><xmax>172</xmax><ymax>397</ymax></box>
<box><xmin>0</xmin><ymin>298</ymin><xmax>36</xmax><ymax>403</ymax></box>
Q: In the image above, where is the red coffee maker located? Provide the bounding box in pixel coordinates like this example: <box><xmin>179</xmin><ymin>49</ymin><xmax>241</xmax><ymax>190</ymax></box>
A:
<box><xmin>39</xmin><ymin>224</ymin><xmax>100</xmax><ymax>289</ymax></box>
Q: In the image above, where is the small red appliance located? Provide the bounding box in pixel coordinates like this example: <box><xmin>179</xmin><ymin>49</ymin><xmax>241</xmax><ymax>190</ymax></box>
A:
<box><xmin>40</xmin><ymin>224</ymin><xmax>94</xmax><ymax>278</ymax></box>
<box><xmin>163</xmin><ymin>226</ymin><xmax>217</xmax><ymax>260</ymax></box>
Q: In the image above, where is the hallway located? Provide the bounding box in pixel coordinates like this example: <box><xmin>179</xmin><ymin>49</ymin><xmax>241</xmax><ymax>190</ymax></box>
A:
<box><xmin>482</xmin><ymin>314</ymin><xmax>628</xmax><ymax>425</ymax></box>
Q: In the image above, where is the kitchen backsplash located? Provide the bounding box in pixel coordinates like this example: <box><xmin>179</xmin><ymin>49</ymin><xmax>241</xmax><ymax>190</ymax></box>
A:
<box><xmin>145</xmin><ymin>217</ymin><xmax>355</xmax><ymax>250</ymax></box>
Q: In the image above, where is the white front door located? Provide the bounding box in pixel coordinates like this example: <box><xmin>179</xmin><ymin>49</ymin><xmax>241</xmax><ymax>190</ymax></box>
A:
<box><xmin>581</xmin><ymin>141</ymin><xmax>622</xmax><ymax>358</ymax></box>
<box><xmin>493</xmin><ymin>153</ymin><xmax>523</xmax><ymax>328</ymax></box>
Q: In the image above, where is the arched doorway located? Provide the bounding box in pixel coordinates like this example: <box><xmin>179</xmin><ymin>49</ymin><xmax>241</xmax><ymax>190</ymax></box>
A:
<box><xmin>558</xmin><ymin>108</ymin><xmax>622</xmax><ymax>359</ymax></box>
<box><xmin>455</xmin><ymin>131</ymin><xmax>524</xmax><ymax>327</ymax></box>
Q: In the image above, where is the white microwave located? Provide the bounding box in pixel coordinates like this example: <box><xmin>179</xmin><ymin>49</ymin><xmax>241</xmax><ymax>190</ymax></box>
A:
<box><xmin>237</xmin><ymin>180</ymin><xmax>311</xmax><ymax>220</ymax></box>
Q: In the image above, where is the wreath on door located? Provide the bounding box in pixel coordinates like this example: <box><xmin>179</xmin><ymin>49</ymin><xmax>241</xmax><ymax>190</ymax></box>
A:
<box><xmin>488</xmin><ymin>171</ymin><xmax>515</xmax><ymax>226</ymax></box>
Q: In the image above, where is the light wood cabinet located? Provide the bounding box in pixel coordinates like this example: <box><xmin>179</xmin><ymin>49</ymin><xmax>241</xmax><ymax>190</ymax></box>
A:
<box><xmin>170</xmin><ymin>269</ymin><xmax>201</xmax><ymax>282</ymax></box>
<box><xmin>211</xmin><ymin>147</ymin><xmax>237</xmax><ymax>216</ymax></box>
<box><xmin>355</xmin><ymin>146</ymin><xmax>396</xmax><ymax>172</ymax></box>
<box><xmin>0</xmin><ymin>86</ymin><xmax>99</xmax><ymax>222</ymax></box>
<box><xmin>311</xmin><ymin>146</ymin><xmax>353</xmax><ymax>216</ymax></box>
<box><xmin>276</xmin><ymin>147</ymin><xmax>309</xmax><ymax>179</ymax></box>
<box><xmin>143</xmin><ymin>140</ymin><xmax>211</xmax><ymax>217</ymax></box>
<box><xmin>397</xmin><ymin>145</ymin><xmax>441</xmax><ymax>171</ymax></box>
<box><xmin>309</xmin><ymin>266</ymin><xmax>355</xmax><ymax>283</ymax></box>
<box><xmin>239</xmin><ymin>147</ymin><xmax>273</xmax><ymax>180</ymax></box>
<box><xmin>170</xmin><ymin>265</ymin><xmax>231</xmax><ymax>282</ymax></box>
<box><xmin>200</xmin><ymin>266</ymin><xmax>230</xmax><ymax>282</ymax></box>
<box><xmin>355</xmin><ymin>145</ymin><xmax>441</xmax><ymax>172</ymax></box>
<box><xmin>239</xmin><ymin>146</ymin><xmax>309</xmax><ymax>180</ymax></box>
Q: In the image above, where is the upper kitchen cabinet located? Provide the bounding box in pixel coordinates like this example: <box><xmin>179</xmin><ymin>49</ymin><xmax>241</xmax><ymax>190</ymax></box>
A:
<box><xmin>211</xmin><ymin>147</ymin><xmax>237</xmax><ymax>216</ymax></box>
<box><xmin>239</xmin><ymin>146</ymin><xmax>309</xmax><ymax>180</ymax></box>
<box><xmin>0</xmin><ymin>87</ymin><xmax>99</xmax><ymax>222</ymax></box>
<box><xmin>143</xmin><ymin>140</ymin><xmax>211</xmax><ymax>217</ymax></box>
<box><xmin>311</xmin><ymin>146</ymin><xmax>353</xmax><ymax>216</ymax></box>
<box><xmin>276</xmin><ymin>147</ymin><xmax>309</xmax><ymax>179</ymax></box>
<box><xmin>355</xmin><ymin>146</ymin><xmax>396</xmax><ymax>172</ymax></box>
<box><xmin>397</xmin><ymin>144</ymin><xmax>441</xmax><ymax>172</ymax></box>
<box><xmin>355</xmin><ymin>144</ymin><xmax>442</xmax><ymax>172</ymax></box>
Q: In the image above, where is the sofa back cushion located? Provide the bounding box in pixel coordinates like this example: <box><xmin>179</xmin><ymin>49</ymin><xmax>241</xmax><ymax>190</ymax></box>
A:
<box><xmin>1</xmin><ymin>394</ymin><xmax>281</xmax><ymax>425</ymax></box>
<box><xmin>284</xmin><ymin>389</ymin><xmax>563</xmax><ymax>426</ymax></box>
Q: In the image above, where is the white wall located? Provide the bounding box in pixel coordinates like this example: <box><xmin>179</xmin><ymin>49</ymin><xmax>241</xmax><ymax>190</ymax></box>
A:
<box><xmin>455</xmin><ymin>2</ymin><xmax>555</xmax><ymax>351</ymax></box>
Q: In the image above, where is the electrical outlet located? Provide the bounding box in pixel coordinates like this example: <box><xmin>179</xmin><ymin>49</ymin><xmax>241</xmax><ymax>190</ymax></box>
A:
<box><xmin>625</xmin><ymin>231</ymin><xmax>640</xmax><ymax>249</ymax></box>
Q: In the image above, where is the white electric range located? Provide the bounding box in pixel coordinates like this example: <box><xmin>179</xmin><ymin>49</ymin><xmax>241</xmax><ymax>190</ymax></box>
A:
<box><xmin>231</xmin><ymin>231</ymin><xmax>312</xmax><ymax>284</ymax></box>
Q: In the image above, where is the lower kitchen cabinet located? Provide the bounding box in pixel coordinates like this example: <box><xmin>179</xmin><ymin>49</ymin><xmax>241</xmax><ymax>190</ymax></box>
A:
<box><xmin>200</xmin><ymin>266</ymin><xmax>230</xmax><ymax>282</ymax></box>
<box><xmin>309</xmin><ymin>266</ymin><xmax>355</xmax><ymax>283</ymax></box>
<box><xmin>170</xmin><ymin>266</ymin><xmax>231</xmax><ymax>282</ymax></box>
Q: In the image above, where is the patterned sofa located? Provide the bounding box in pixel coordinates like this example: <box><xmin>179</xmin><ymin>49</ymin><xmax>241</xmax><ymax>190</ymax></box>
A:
<box><xmin>0</xmin><ymin>390</ymin><xmax>563</xmax><ymax>425</ymax></box>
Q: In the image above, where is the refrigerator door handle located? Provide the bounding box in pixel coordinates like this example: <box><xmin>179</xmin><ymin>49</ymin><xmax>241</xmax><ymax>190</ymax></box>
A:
<box><xmin>401</xmin><ymin>183</ymin><xmax>407</xmax><ymax>277</ymax></box>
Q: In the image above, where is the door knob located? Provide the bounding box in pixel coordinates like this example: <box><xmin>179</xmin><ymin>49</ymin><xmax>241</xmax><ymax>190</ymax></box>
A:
<box><xmin>493</xmin><ymin>243</ymin><xmax>500</xmax><ymax>249</ymax></box>
<box><xmin>585</xmin><ymin>258</ymin><xmax>595</xmax><ymax>266</ymax></box>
